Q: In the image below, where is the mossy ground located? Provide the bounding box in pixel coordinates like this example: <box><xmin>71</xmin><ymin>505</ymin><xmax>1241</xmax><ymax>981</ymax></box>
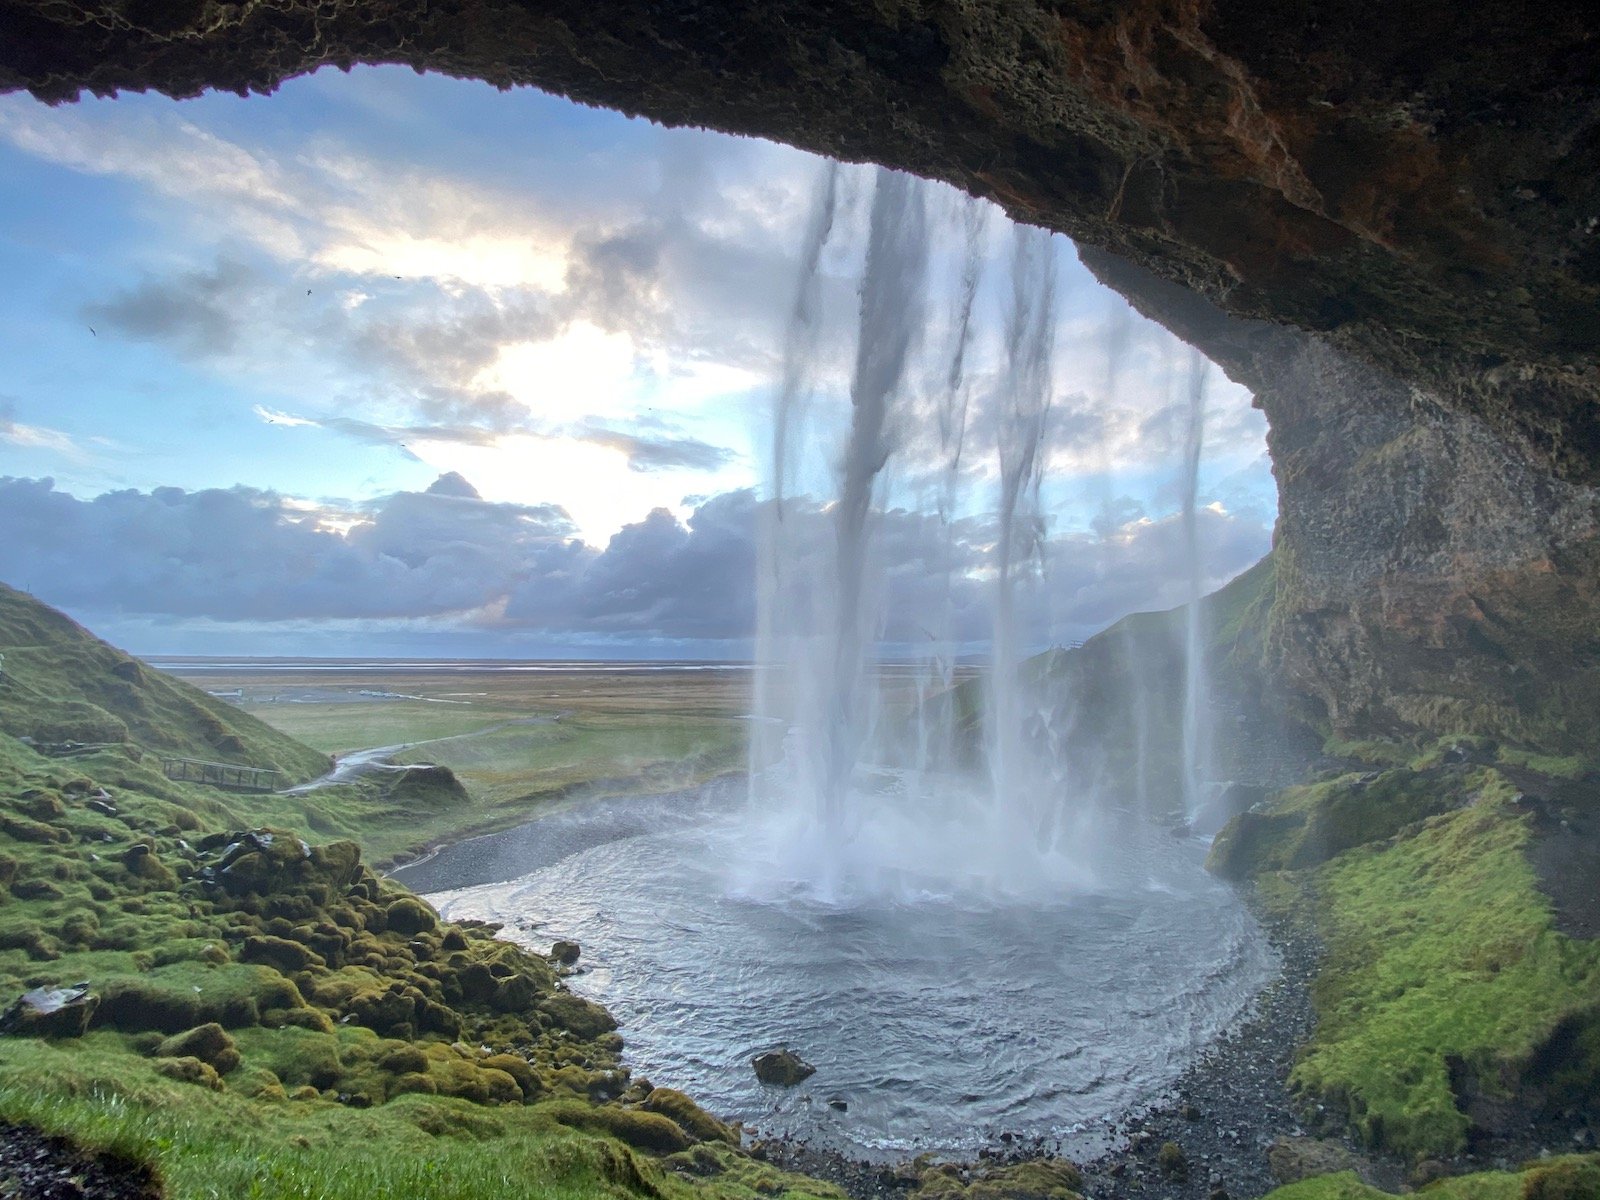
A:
<box><xmin>1210</xmin><ymin>758</ymin><xmax>1600</xmax><ymax>1160</ymax></box>
<box><xmin>0</xmin><ymin>588</ymin><xmax>836</xmax><ymax>1199</ymax></box>
<box><xmin>0</xmin><ymin>583</ymin><xmax>327</xmax><ymax>781</ymax></box>
<box><xmin>0</xmin><ymin>1037</ymin><xmax>840</xmax><ymax>1200</ymax></box>
<box><xmin>1261</xmin><ymin>1156</ymin><xmax>1600</xmax><ymax>1200</ymax></box>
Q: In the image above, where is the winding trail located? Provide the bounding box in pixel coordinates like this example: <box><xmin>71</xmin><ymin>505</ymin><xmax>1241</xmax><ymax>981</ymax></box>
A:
<box><xmin>281</xmin><ymin>715</ymin><xmax>562</xmax><ymax>795</ymax></box>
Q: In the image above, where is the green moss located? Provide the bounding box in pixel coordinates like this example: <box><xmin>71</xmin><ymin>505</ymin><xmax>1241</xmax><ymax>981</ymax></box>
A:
<box><xmin>1292</xmin><ymin>802</ymin><xmax>1600</xmax><ymax>1157</ymax></box>
<box><xmin>1261</xmin><ymin>1160</ymin><xmax>1600</xmax><ymax>1200</ymax></box>
<box><xmin>1208</xmin><ymin>766</ymin><xmax>1472</xmax><ymax>877</ymax></box>
<box><xmin>1521</xmin><ymin>1156</ymin><xmax>1600</xmax><ymax>1200</ymax></box>
<box><xmin>639</xmin><ymin>1087</ymin><xmax>736</xmax><ymax>1145</ymax></box>
<box><xmin>1495</xmin><ymin>746</ymin><xmax>1593</xmax><ymax>781</ymax></box>
<box><xmin>543</xmin><ymin>1098</ymin><xmax>696</xmax><ymax>1153</ymax></box>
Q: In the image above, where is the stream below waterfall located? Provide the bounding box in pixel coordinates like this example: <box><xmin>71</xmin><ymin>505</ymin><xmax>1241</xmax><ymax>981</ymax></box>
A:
<box><xmin>401</xmin><ymin>778</ymin><xmax>1277</xmax><ymax>1159</ymax></box>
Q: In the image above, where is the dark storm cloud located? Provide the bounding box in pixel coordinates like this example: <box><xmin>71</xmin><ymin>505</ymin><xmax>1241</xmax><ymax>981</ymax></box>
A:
<box><xmin>0</xmin><ymin>475</ymin><xmax>584</xmax><ymax>622</ymax></box>
<box><xmin>82</xmin><ymin>259</ymin><xmax>257</xmax><ymax>357</ymax></box>
<box><xmin>0</xmin><ymin>475</ymin><xmax>1270</xmax><ymax>647</ymax></box>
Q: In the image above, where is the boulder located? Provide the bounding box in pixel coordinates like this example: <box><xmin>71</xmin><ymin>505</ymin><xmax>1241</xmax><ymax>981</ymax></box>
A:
<box><xmin>1266</xmin><ymin>1137</ymin><xmax>1360</xmax><ymax>1185</ymax></box>
<box><xmin>156</xmin><ymin>1022</ymin><xmax>240</xmax><ymax>1074</ymax></box>
<box><xmin>549</xmin><ymin>940</ymin><xmax>581</xmax><ymax>965</ymax></box>
<box><xmin>0</xmin><ymin>984</ymin><xmax>97</xmax><ymax>1038</ymax></box>
<box><xmin>751</xmin><ymin>1048</ymin><xmax>815</xmax><ymax>1086</ymax></box>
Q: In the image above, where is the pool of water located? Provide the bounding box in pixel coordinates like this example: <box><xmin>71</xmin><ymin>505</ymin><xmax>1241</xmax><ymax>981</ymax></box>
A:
<box><xmin>416</xmin><ymin>781</ymin><xmax>1275</xmax><ymax>1158</ymax></box>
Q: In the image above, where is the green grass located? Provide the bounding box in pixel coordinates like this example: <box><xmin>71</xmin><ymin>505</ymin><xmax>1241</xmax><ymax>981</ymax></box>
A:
<box><xmin>1291</xmin><ymin>797</ymin><xmax>1600</xmax><ymax>1156</ymax></box>
<box><xmin>231</xmin><ymin>682</ymin><xmax>746</xmax><ymax>863</ymax></box>
<box><xmin>0</xmin><ymin>582</ymin><xmax>328</xmax><ymax>781</ymax></box>
<box><xmin>1262</xmin><ymin>1157</ymin><xmax>1600</xmax><ymax>1200</ymax></box>
<box><xmin>268</xmin><ymin>704</ymin><xmax>527</xmax><ymax>754</ymax></box>
<box><xmin>0</xmin><ymin>1039</ymin><xmax>840</xmax><ymax>1200</ymax></box>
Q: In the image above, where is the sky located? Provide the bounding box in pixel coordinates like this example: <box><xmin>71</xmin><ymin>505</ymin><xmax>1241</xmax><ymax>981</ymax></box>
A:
<box><xmin>0</xmin><ymin>67</ymin><xmax>1277</xmax><ymax>659</ymax></box>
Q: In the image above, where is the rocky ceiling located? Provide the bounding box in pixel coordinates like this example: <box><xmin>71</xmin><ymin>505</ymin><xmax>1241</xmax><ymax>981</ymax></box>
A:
<box><xmin>4</xmin><ymin>0</ymin><xmax>1597</xmax><ymax>464</ymax></box>
<box><xmin>3</xmin><ymin>0</ymin><xmax>1599</xmax><ymax>749</ymax></box>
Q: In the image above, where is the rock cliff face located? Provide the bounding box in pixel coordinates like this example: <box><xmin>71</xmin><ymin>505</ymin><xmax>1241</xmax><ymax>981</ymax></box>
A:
<box><xmin>3</xmin><ymin>0</ymin><xmax>1597</xmax><ymax>748</ymax></box>
<box><xmin>1085</xmin><ymin>250</ymin><xmax>1600</xmax><ymax>752</ymax></box>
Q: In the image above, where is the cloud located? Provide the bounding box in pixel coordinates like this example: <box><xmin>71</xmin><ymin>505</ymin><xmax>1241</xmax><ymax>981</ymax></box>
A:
<box><xmin>576</xmin><ymin>426</ymin><xmax>739</xmax><ymax>473</ymax></box>
<box><xmin>0</xmin><ymin>400</ymin><xmax>90</xmax><ymax>461</ymax></box>
<box><xmin>0</xmin><ymin>475</ymin><xmax>583</xmax><ymax>623</ymax></box>
<box><xmin>0</xmin><ymin>474</ymin><xmax>1270</xmax><ymax>652</ymax></box>
<box><xmin>82</xmin><ymin>259</ymin><xmax>256</xmax><ymax>357</ymax></box>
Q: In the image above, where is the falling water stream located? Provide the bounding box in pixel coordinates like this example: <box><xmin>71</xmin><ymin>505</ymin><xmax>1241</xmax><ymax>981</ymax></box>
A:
<box><xmin>423</xmin><ymin>163</ymin><xmax>1271</xmax><ymax>1157</ymax></box>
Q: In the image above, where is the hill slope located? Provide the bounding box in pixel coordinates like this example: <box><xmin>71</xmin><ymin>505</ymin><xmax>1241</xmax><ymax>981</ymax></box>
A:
<box><xmin>0</xmin><ymin>583</ymin><xmax>328</xmax><ymax>782</ymax></box>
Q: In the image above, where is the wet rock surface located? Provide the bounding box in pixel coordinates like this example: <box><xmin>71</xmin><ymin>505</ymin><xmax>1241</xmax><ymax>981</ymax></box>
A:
<box><xmin>753</xmin><ymin>1049</ymin><xmax>817</xmax><ymax>1087</ymax></box>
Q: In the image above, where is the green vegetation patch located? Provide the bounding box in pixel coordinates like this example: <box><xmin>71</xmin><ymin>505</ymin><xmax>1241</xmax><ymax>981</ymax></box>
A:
<box><xmin>1206</xmin><ymin>765</ymin><xmax>1474</xmax><ymax>879</ymax></box>
<box><xmin>1262</xmin><ymin>1156</ymin><xmax>1600</xmax><ymax>1200</ymax></box>
<box><xmin>0</xmin><ymin>582</ymin><xmax>327</xmax><ymax>780</ymax></box>
<box><xmin>1209</xmin><ymin>759</ymin><xmax>1600</xmax><ymax>1159</ymax></box>
<box><xmin>1292</xmin><ymin>797</ymin><xmax>1600</xmax><ymax>1156</ymax></box>
<box><xmin>0</xmin><ymin>1039</ymin><xmax>839</xmax><ymax>1200</ymax></box>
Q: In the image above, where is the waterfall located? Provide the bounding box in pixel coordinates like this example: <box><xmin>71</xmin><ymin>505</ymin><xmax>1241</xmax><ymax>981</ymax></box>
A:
<box><xmin>820</xmin><ymin>167</ymin><xmax>930</xmax><ymax>839</ymax></box>
<box><xmin>989</xmin><ymin>225</ymin><xmax>1058</xmax><ymax>846</ymax></box>
<box><xmin>1179</xmin><ymin>345</ymin><xmax>1211</xmax><ymax>820</ymax></box>
<box><xmin>750</xmin><ymin>163</ymin><xmax>839</xmax><ymax>801</ymax></box>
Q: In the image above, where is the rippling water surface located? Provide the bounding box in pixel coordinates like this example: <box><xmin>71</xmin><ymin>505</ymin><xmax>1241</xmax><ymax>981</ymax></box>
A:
<box><xmin>418</xmin><ymin>782</ymin><xmax>1275</xmax><ymax>1157</ymax></box>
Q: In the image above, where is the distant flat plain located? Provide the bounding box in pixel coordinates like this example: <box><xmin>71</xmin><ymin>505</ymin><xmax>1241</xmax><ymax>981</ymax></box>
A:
<box><xmin>155</xmin><ymin>659</ymin><xmax>754</xmax><ymax>854</ymax></box>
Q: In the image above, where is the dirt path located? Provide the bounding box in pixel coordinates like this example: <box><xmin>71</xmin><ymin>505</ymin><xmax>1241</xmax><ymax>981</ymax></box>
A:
<box><xmin>280</xmin><ymin>715</ymin><xmax>561</xmax><ymax>794</ymax></box>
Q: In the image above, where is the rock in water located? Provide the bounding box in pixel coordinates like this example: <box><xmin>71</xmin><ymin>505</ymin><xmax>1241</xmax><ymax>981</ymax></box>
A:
<box><xmin>751</xmin><ymin>1048</ymin><xmax>815</xmax><ymax>1086</ymax></box>
<box><xmin>550</xmin><ymin>940</ymin><xmax>581</xmax><ymax>965</ymax></box>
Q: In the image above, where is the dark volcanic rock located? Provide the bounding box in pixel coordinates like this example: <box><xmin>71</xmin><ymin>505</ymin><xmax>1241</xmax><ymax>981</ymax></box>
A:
<box><xmin>752</xmin><ymin>1048</ymin><xmax>816</xmax><ymax>1087</ymax></box>
<box><xmin>1082</xmin><ymin>250</ymin><xmax>1600</xmax><ymax>755</ymax></box>
<box><xmin>0</xmin><ymin>1122</ymin><xmax>159</xmax><ymax>1200</ymax></box>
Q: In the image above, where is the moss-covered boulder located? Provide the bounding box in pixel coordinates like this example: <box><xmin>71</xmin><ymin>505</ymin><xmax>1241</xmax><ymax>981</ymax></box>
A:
<box><xmin>545</xmin><ymin>1099</ymin><xmax>696</xmax><ymax>1153</ymax></box>
<box><xmin>540</xmin><ymin>990</ymin><xmax>617</xmax><ymax>1039</ymax></box>
<box><xmin>156</xmin><ymin>1023</ymin><xmax>240</xmax><ymax>1074</ymax></box>
<box><xmin>384</xmin><ymin>896</ymin><xmax>437</xmax><ymax>936</ymax></box>
<box><xmin>153</xmin><ymin>1055</ymin><xmax>224</xmax><ymax>1091</ymax></box>
<box><xmin>914</xmin><ymin>1158</ymin><xmax>1084</xmax><ymax>1200</ymax></box>
<box><xmin>639</xmin><ymin>1087</ymin><xmax>737</xmax><ymax>1145</ymax></box>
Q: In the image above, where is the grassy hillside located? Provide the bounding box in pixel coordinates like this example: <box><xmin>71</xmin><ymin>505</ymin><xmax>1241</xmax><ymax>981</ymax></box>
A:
<box><xmin>0</xmin><ymin>583</ymin><xmax>328</xmax><ymax>782</ymax></box>
<box><xmin>933</xmin><ymin>553</ymin><xmax>1318</xmax><ymax>812</ymax></box>
<box><xmin>0</xmin><ymin>588</ymin><xmax>840</xmax><ymax>1200</ymax></box>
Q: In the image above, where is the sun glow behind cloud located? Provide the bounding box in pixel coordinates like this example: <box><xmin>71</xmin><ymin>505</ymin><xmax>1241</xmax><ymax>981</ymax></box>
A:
<box><xmin>0</xmin><ymin>66</ymin><xmax>1277</xmax><ymax>654</ymax></box>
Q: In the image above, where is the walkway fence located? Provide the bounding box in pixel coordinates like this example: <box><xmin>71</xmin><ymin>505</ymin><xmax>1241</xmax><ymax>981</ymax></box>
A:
<box><xmin>159</xmin><ymin>757</ymin><xmax>282</xmax><ymax>793</ymax></box>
